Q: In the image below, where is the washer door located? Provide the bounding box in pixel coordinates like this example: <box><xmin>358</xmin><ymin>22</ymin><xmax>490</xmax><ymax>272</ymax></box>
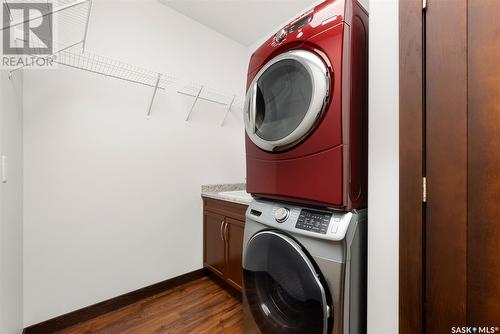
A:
<box><xmin>243</xmin><ymin>230</ymin><xmax>331</xmax><ymax>334</ymax></box>
<box><xmin>244</xmin><ymin>50</ymin><xmax>330</xmax><ymax>152</ymax></box>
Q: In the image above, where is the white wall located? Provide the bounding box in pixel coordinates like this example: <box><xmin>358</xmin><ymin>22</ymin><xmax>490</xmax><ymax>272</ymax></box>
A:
<box><xmin>367</xmin><ymin>0</ymin><xmax>399</xmax><ymax>333</ymax></box>
<box><xmin>0</xmin><ymin>70</ymin><xmax>24</xmax><ymax>334</ymax></box>
<box><xmin>23</xmin><ymin>0</ymin><xmax>247</xmax><ymax>326</ymax></box>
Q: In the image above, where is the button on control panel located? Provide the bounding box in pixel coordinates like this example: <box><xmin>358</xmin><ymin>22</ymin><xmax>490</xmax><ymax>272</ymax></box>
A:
<box><xmin>330</xmin><ymin>217</ymin><xmax>341</xmax><ymax>234</ymax></box>
<box><xmin>295</xmin><ymin>209</ymin><xmax>332</xmax><ymax>234</ymax></box>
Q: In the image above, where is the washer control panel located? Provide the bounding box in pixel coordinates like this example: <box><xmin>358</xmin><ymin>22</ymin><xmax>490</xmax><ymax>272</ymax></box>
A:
<box><xmin>247</xmin><ymin>199</ymin><xmax>355</xmax><ymax>241</ymax></box>
<box><xmin>295</xmin><ymin>209</ymin><xmax>331</xmax><ymax>234</ymax></box>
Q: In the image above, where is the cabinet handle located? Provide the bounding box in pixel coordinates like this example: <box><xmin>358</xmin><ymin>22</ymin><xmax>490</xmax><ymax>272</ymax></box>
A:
<box><xmin>224</xmin><ymin>221</ymin><xmax>229</xmax><ymax>241</ymax></box>
<box><xmin>220</xmin><ymin>220</ymin><xmax>225</xmax><ymax>241</ymax></box>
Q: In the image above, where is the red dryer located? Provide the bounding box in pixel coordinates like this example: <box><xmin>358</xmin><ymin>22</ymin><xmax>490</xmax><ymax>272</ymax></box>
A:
<box><xmin>244</xmin><ymin>0</ymin><xmax>368</xmax><ymax>210</ymax></box>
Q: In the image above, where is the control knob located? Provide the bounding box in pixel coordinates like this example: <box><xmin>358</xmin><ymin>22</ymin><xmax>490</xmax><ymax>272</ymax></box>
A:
<box><xmin>274</xmin><ymin>207</ymin><xmax>290</xmax><ymax>223</ymax></box>
<box><xmin>274</xmin><ymin>28</ymin><xmax>288</xmax><ymax>43</ymax></box>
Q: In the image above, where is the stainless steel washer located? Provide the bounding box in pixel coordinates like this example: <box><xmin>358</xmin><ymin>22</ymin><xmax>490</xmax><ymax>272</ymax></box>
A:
<box><xmin>242</xmin><ymin>199</ymin><xmax>367</xmax><ymax>334</ymax></box>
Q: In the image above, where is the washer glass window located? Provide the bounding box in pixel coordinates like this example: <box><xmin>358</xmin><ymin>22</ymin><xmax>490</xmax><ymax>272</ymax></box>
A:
<box><xmin>243</xmin><ymin>231</ymin><xmax>330</xmax><ymax>334</ymax></box>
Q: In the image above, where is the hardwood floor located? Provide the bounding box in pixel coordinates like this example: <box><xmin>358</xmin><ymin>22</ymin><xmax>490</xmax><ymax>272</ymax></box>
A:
<box><xmin>55</xmin><ymin>276</ymin><xmax>244</xmax><ymax>334</ymax></box>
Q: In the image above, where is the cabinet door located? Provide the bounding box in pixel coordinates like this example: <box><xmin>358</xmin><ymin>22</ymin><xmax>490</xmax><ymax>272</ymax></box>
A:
<box><xmin>204</xmin><ymin>211</ymin><xmax>226</xmax><ymax>278</ymax></box>
<box><xmin>225</xmin><ymin>217</ymin><xmax>245</xmax><ymax>291</ymax></box>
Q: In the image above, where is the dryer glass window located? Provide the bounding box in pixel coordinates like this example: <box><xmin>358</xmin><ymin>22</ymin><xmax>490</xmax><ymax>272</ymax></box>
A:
<box><xmin>255</xmin><ymin>59</ymin><xmax>313</xmax><ymax>141</ymax></box>
<box><xmin>243</xmin><ymin>231</ymin><xmax>329</xmax><ymax>334</ymax></box>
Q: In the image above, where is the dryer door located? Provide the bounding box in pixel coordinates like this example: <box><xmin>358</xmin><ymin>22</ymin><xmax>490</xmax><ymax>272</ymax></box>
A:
<box><xmin>244</xmin><ymin>50</ymin><xmax>330</xmax><ymax>152</ymax></box>
<box><xmin>243</xmin><ymin>230</ymin><xmax>332</xmax><ymax>334</ymax></box>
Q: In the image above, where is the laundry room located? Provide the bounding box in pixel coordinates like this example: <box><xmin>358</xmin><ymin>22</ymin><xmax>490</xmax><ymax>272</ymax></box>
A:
<box><xmin>1</xmin><ymin>0</ymin><xmax>499</xmax><ymax>333</ymax></box>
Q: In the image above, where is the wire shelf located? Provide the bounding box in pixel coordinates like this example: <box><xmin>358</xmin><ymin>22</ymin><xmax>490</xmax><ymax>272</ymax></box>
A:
<box><xmin>177</xmin><ymin>83</ymin><xmax>244</xmax><ymax>124</ymax></box>
<box><xmin>1</xmin><ymin>0</ymin><xmax>245</xmax><ymax>123</ymax></box>
<box><xmin>53</xmin><ymin>47</ymin><xmax>178</xmax><ymax>117</ymax></box>
<box><xmin>54</xmin><ymin>49</ymin><xmax>176</xmax><ymax>89</ymax></box>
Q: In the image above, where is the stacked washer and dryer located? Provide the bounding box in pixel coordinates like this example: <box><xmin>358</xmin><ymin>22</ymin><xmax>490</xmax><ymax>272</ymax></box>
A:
<box><xmin>242</xmin><ymin>1</ymin><xmax>368</xmax><ymax>333</ymax></box>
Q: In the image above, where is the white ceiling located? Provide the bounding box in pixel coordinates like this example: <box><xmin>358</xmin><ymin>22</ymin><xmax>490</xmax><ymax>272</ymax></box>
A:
<box><xmin>158</xmin><ymin>0</ymin><xmax>317</xmax><ymax>47</ymax></box>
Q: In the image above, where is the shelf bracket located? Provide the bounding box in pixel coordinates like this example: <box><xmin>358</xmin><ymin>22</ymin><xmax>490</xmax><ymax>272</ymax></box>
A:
<box><xmin>185</xmin><ymin>85</ymin><xmax>203</xmax><ymax>121</ymax></box>
<box><xmin>146</xmin><ymin>73</ymin><xmax>161</xmax><ymax>119</ymax></box>
<box><xmin>220</xmin><ymin>95</ymin><xmax>236</xmax><ymax>127</ymax></box>
<box><xmin>81</xmin><ymin>0</ymin><xmax>93</xmax><ymax>53</ymax></box>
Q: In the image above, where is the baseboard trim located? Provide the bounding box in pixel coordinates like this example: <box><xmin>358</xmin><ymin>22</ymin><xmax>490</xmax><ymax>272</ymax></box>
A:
<box><xmin>23</xmin><ymin>268</ymin><xmax>206</xmax><ymax>334</ymax></box>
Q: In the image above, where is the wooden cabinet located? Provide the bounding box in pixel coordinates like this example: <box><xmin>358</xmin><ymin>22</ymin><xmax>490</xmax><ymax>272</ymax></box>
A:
<box><xmin>203</xmin><ymin>197</ymin><xmax>247</xmax><ymax>292</ymax></box>
<box><xmin>203</xmin><ymin>211</ymin><xmax>226</xmax><ymax>277</ymax></box>
<box><xmin>225</xmin><ymin>217</ymin><xmax>244</xmax><ymax>289</ymax></box>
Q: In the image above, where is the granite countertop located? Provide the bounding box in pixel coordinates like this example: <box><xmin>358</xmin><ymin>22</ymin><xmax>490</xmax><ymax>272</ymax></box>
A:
<box><xmin>201</xmin><ymin>183</ymin><xmax>253</xmax><ymax>205</ymax></box>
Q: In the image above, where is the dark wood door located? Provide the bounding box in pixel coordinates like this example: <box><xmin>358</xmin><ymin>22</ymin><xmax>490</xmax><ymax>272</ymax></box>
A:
<box><xmin>426</xmin><ymin>0</ymin><xmax>500</xmax><ymax>331</ymax></box>
<box><xmin>225</xmin><ymin>217</ymin><xmax>244</xmax><ymax>291</ymax></box>
<box><xmin>426</xmin><ymin>1</ymin><xmax>468</xmax><ymax>331</ymax></box>
<box><xmin>399</xmin><ymin>1</ymin><xmax>425</xmax><ymax>332</ymax></box>
<box><xmin>203</xmin><ymin>211</ymin><xmax>226</xmax><ymax>278</ymax></box>
<box><xmin>467</xmin><ymin>1</ymin><xmax>500</xmax><ymax>324</ymax></box>
<box><xmin>401</xmin><ymin>0</ymin><xmax>500</xmax><ymax>331</ymax></box>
